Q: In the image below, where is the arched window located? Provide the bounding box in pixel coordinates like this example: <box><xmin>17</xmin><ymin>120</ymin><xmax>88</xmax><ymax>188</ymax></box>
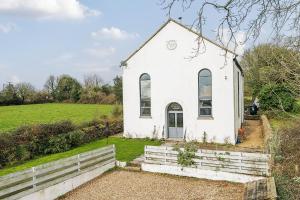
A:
<box><xmin>140</xmin><ymin>73</ymin><xmax>151</xmax><ymax>116</ymax></box>
<box><xmin>198</xmin><ymin>69</ymin><xmax>212</xmax><ymax>116</ymax></box>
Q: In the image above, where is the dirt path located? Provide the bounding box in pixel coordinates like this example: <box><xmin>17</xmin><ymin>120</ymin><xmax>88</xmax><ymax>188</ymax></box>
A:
<box><xmin>237</xmin><ymin>120</ymin><xmax>264</xmax><ymax>149</ymax></box>
<box><xmin>60</xmin><ymin>170</ymin><xmax>245</xmax><ymax>200</ymax></box>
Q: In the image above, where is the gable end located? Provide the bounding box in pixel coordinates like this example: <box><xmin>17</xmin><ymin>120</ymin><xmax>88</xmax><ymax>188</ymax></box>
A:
<box><xmin>121</xmin><ymin>19</ymin><xmax>238</xmax><ymax>66</ymax></box>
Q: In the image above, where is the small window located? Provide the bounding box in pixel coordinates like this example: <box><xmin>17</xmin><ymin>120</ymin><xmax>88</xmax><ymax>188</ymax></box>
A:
<box><xmin>140</xmin><ymin>73</ymin><xmax>151</xmax><ymax>116</ymax></box>
<box><xmin>198</xmin><ymin>69</ymin><xmax>212</xmax><ymax>116</ymax></box>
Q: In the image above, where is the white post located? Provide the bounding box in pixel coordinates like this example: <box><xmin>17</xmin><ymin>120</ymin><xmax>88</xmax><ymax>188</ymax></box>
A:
<box><xmin>32</xmin><ymin>167</ymin><xmax>36</xmax><ymax>189</ymax></box>
<box><xmin>144</xmin><ymin>146</ymin><xmax>147</xmax><ymax>162</ymax></box>
<box><xmin>164</xmin><ymin>146</ymin><xmax>167</xmax><ymax>165</ymax></box>
<box><xmin>112</xmin><ymin>144</ymin><xmax>116</xmax><ymax>160</ymax></box>
<box><xmin>239</xmin><ymin>152</ymin><xmax>242</xmax><ymax>173</ymax></box>
<box><xmin>77</xmin><ymin>154</ymin><xmax>81</xmax><ymax>172</ymax></box>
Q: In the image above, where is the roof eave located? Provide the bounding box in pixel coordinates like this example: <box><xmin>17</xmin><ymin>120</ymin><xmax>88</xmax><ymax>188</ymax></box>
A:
<box><xmin>233</xmin><ymin>57</ymin><xmax>244</xmax><ymax>76</ymax></box>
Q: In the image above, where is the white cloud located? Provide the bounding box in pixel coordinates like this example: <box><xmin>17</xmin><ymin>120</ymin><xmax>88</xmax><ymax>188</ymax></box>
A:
<box><xmin>91</xmin><ymin>27</ymin><xmax>139</xmax><ymax>40</ymax></box>
<box><xmin>84</xmin><ymin>47</ymin><xmax>116</xmax><ymax>58</ymax></box>
<box><xmin>0</xmin><ymin>23</ymin><xmax>16</xmax><ymax>33</ymax></box>
<box><xmin>0</xmin><ymin>0</ymin><xmax>100</xmax><ymax>20</ymax></box>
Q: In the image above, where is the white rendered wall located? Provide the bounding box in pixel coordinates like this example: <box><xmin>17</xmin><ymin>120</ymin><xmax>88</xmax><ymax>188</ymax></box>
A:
<box><xmin>233</xmin><ymin>63</ymin><xmax>244</xmax><ymax>139</ymax></box>
<box><xmin>123</xmin><ymin>21</ymin><xmax>239</xmax><ymax>144</ymax></box>
<box><xmin>142</xmin><ymin>163</ymin><xmax>265</xmax><ymax>183</ymax></box>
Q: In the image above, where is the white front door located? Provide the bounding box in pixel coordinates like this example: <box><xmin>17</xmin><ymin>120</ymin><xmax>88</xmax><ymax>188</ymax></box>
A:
<box><xmin>167</xmin><ymin>103</ymin><xmax>183</xmax><ymax>139</ymax></box>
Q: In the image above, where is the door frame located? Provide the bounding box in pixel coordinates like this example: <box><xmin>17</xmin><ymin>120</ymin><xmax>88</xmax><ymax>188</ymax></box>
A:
<box><xmin>166</xmin><ymin>102</ymin><xmax>183</xmax><ymax>139</ymax></box>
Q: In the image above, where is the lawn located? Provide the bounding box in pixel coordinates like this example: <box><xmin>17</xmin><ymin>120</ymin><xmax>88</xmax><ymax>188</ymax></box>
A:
<box><xmin>0</xmin><ymin>103</ymin><xmax>114</xmax><ymax>132</ymax></box>
<box><xmin>0</xmin><ymin>136</ymin><xmax>161</xmax><ymax>176</ymax></box>
<box><xmin>269</xmin><ymin>99</ymin><xmax>300</xmax><ymax>129</ymax></box>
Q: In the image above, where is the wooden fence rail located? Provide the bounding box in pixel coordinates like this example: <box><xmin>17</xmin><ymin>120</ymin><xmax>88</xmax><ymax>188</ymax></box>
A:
<box><xmin>0</xmin><ymin>145</ymin><xmax>115</xmax><ymax>200</ymax></box>
<box><xmin>144</xmin><ymin>145</ymin><xmax>271</xmax><ymax>176</ymax></box>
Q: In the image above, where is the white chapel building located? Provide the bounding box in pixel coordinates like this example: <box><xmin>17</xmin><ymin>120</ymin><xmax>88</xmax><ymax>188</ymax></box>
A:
<box><xmin>121</xmin><ymin>19</ymin><xmax>244</xmax><ymax>144</ymax></box>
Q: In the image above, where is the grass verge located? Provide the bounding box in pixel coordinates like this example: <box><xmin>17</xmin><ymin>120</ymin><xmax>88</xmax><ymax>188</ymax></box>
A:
<box><xmin>0</xmin><ymin>136</ymin><xmax>161</xmax><ymax>176</ymax></box>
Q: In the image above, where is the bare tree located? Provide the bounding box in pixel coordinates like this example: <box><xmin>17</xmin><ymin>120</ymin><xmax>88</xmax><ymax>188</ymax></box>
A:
<box><xmin>44</xmin><ymin>75</ymin><xmax>57</xmax><ymax>99</ymax></box>
<box><xmin>160</xmin><ymin>0</ymin><xmax>300</xmax><ymax>53</ymax></box>
<box><xmin>83</xmin><ymin>74</ymin><xmax>103</xmax><ymax>89</ymax></box>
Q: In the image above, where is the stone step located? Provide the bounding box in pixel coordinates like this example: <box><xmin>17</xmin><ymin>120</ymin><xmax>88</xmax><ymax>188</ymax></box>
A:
<box><xmin>244</xmin><ymin>177</ymin><xmax>277</xmax><ymax>200</ymax></box>
<box><xmin>123</xmin><ymin>166</ymin><xmax>141</xmax><ymax>172</ymax></box>
<box><xmin>129</xmin><ymin>155</ymin><xmax>144</xmax><ymax>166</ymax></box>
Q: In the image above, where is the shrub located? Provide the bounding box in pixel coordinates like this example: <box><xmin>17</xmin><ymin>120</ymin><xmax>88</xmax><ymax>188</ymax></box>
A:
<box><xmin>258</xmin><ymin>83</ymin><xmax>297</xmax><ymax>112</ymax></box>
<box><xmin>66</xmin><ymin>130</ymin><xmax>86</xmax><ymax>147</ymax></box>
<box><xmin>15</xmin><ymin>121</ymin><xmax>76</xmax><ymax>155</ymax></box>
<box><xmin>44</xmin><ymin>135</ymin><xmax>70</xmax><ymax>154</ymax></box>
<box><xmin>0</xmin><ymin>117</ymin><xmax>123</xmax><ymax>168</ymax></box>
<box><xmin>174</xmin><ymin>142</ymin><xmax>198</xmax><ymax>167</ymax></box>
<box><xmin>15</xmin><ymin>145</ymin><xmax>31</xmax><ymax>161</ymax></box>
<box><xmin>0</xmin><ymin>134</ymin><xmax>17</xmax><ymax>167</ymax></box>
<box><xmin>272</xmin><ymin>123</ymin><xmax>300</xmax><ymax>199</ymax></box>
<box><xmin>82</xmin><ymin>125</ymin><xmax>104</xmax><ymax>142</ymax></box>
<box><xmin>112</xmin><ymin>105</ymin><xmax>123</xmax><ymax>118</ymax></box>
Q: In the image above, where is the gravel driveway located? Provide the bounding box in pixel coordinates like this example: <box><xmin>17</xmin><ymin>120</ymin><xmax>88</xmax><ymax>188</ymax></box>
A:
<box><xmin>60</xmin><ymin>170</ymin><xmax>245</xmax><ymax>200</ymax></box>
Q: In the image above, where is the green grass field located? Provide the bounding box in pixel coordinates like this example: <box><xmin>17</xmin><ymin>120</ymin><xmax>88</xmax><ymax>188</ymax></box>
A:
<box><xmin>0</xmin><ymin>103</ymin><xmax>114</xmax><ymax>132</ymax></box>
<box><xmin>0</xmin><ymin>137</ymin><xmax>161</xmax><ymax>176</ymax></box>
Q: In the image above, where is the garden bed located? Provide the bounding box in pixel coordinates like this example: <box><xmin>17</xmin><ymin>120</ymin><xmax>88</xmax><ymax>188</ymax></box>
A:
<box><xmin>164</xmin><ymin>119</ymin><xmax>265</xmax><ymax>153</ymax></box>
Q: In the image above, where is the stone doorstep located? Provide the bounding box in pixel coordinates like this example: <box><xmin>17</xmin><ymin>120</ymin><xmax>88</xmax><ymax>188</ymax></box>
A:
<box><xmin>130</xmin><ymin>155</ymin><xmax>144</xmax><ymax>166</ymax></box>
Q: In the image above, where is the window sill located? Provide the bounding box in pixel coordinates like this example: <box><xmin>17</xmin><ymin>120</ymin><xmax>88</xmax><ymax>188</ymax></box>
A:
<box><xmin>139</xmin><ymin>116</ymin><xmax>152</xmax><ymax>119</ymax></box>
<box><xmin>197</xmin><ymin>116</ymin><xmax>214</xmax><ymax>120</ymax></box>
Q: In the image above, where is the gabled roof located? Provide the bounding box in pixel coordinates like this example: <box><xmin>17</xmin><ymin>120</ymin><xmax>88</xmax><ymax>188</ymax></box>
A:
<box><xmin>121</xmin><ymin>18</ymin><xmax>238</xmax><ymax>65</ymax></box>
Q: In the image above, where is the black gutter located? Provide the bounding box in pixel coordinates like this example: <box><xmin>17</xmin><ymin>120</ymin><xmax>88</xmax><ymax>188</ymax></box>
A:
<box><xmin>233</xmin><ymin>57</ymin><xmax>244</xmax><ymax>76</ymax></box>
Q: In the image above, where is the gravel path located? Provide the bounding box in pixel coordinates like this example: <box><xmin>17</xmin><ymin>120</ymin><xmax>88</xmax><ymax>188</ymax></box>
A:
<box><xmin>60</xmin><ymin>170</ymin><xmax>245</xmax><ymax>200</ymax></box>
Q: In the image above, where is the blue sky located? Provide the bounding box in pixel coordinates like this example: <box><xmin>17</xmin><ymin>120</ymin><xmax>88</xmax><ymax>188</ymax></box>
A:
<box><xmin>0</xmin><ymin>0</ymin><xmax>269</xmax><ymax>89</ymax></box>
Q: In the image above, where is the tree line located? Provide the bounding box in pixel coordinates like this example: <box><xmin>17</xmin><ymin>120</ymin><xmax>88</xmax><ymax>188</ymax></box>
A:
<box><xmin>241</xmin><ymin>43</ymin><xmax>300</xmax><ymax>113</ymax></box>
<box><xmin>0</xmin><ymin>74</ymin><xmax>122</xmax><ymax>106</ymax></box>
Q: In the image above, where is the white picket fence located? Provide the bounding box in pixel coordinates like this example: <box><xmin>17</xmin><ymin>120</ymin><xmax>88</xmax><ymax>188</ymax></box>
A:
<box><xmin>144</xmin><ymin>145</ymin><xmax>271</xmax><ymax>177</ymax></box>
<box><xmin>0</xmin><ymin>145</ymin><xmax>115</xmax><ymax>200</ymax></box>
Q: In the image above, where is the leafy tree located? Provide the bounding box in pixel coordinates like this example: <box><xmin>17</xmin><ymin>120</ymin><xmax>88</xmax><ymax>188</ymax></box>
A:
<box><xmin>55</xmin><ymin>75</ymin><xmax>82</xmax><ymax>102</ymax></box>
<box><xmin>15</xmin><ymin>82</ymin><xmax>36</xmax><ymax>103</ymax></box>
<box><xmin>258</xmin><ymin>83</ymin><xmax>298</xmax><ymax>112</ymax></box>
<box><xmin>241</xmin><ymin>44</ymin><xmax>300</xmax><ymax>100</ymax></box>
<box><xmin>101</xmin><ymin>84</ymin><xmax>112</xmax><ymax>96</ymax></box>
<box><xmin>113</xmin><ymin>76</ymin><xmax>123</xmax><ymax>104</ymax></box>
<box><xmin>0</xmin><ymin>83</ymin><xmax>21</xmax><ymax>105</ymax></box>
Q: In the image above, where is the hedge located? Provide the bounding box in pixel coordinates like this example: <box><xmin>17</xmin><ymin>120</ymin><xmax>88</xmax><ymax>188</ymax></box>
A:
<box><xmin>0</xmin><ymin>117</ymin><xmax>123</xmax><ymax>168</ymax></box>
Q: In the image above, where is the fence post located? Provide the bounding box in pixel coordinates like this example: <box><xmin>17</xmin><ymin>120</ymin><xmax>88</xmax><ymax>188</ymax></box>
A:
<box><xmin>32</xmin><ymin>167</ymin><xmax>36</xmax><ymax>189</ymax></box>
<box><xmin>144</xmin><ymin>146</ymin><xmax>147</xmax><ymax>162</ymax></box>
<box><xmin>165</xmin><ymin>146</ymin><xmax>167</xmax><ymax>164</ymax></box>
<box><xmin>77</xmin><ymin>154</ymin><xmax>81</xmax><ymax>172</ymax></box>
<box><xmin>239</xmin><ymin>152</ymin><xmax>243</xmax><ymax>173</ymax></box>
<box><xmin>112</xmin><ymin>144</ymin><xmax>116</xmax><ymax>162</ymax></box>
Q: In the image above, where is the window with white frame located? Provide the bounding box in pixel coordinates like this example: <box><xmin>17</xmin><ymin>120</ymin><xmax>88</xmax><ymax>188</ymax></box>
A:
<box><xmin>198</xmin><ymin>69</ymin><xmax>212</xmax><ymax>116</ymax></box>
<box><xmin>140</xmin><ymin>73</ymin><xmax>151</xmax><ymax>116</ymax></box>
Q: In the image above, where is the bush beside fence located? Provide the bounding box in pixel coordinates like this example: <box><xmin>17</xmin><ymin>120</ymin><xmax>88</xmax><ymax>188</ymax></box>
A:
<box><xmin>0</xmin><ymin>117</ymin><xmax>123</xmax><ymax>169</ymax></box>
